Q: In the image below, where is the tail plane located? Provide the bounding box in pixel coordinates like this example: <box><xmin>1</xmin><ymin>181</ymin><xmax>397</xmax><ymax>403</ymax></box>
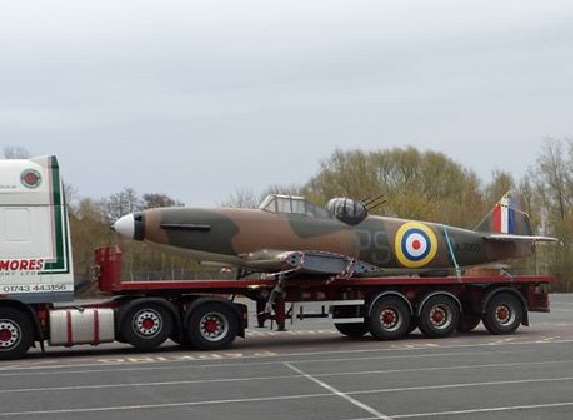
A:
<box><xmin>475</xmin><ymin>192</ymin><xmax>556</xmax><ymax>242</ymax></box>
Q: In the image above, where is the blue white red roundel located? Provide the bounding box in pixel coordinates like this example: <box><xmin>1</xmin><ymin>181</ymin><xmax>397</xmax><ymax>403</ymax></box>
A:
<box><xmin>394</xmin><ymin>222</ymin><xmax>438</xmax><ymax>268</ymax></box>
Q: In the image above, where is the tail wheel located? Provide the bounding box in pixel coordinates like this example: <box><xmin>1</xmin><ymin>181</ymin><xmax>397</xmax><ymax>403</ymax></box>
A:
<box><xmin>368</xmin><ymin>295</ymin><xmax>411</xmax><ymax>340</ymax></box>
<box><xmin>483</xmin><ymin>293</ymin><xmax>523</xmax><ymax>335</ymax></box>
<box><xmin>335</xmin><ymin>323</ymin><xmax>368</xmax><ymax>338</ymax></box>
<box><xmin>457</xmin><ymin>314</ymin><xmax>481</xmax><ymax>333</ymax></box>
<box><xmin>120</xmin><ymin>303</ymin><xmax>172</xmax><ymax>351</ymax></box>
<box><xmin>419</xmin><ymin>295</ymin><xmax>460</xmax><ymax>338</ymax></box>
<box><xmin>0</xmin><ymin>308</ymin><xmax>33</xmax><ymax>360</ymax></box>
<box><xmin>187</xmin><ymin>302</ymin><xmax>239</xmax><ymax>350</ymax></box>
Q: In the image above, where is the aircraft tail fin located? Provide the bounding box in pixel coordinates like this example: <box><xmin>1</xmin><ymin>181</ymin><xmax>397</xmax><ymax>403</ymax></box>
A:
<box><xmin>474</xmin><ymin>192</ymin><xmax>532</xmax><ymax>236</ymax></box>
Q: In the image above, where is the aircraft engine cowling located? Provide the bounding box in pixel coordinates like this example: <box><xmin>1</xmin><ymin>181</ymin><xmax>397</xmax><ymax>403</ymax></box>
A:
<box><xmin>326</xmin><ymin>198</ymin><xmax>368</xmax><ymax>225</ymax></box>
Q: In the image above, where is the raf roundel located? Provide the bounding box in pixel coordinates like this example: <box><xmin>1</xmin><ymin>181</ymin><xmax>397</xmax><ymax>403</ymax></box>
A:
<box><xmin>394</xmin><ymin>222</ymin><xmax>438</xmax><ymax>268</ymax></box>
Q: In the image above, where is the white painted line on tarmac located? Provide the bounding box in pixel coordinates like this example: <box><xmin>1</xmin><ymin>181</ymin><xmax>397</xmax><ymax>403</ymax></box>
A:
<box><xmin>0</xmin><ymin>350</ymin><xmax>519</xmax><ymax>377</ymax></box>
<box><xmin>1</xmin><ymin>357</ymin><xmax>572</xmax><ymax>394</ymax></box>
<box><xmin>284</xmin><ymin>362</ymin><xmax>392</xmax><ymax>420</ymax></box>
<box><xmin>0</xmin><ymin>393</ymin><xmax>335</xmax><ymax>417</ymax></box>
<box><xmin>316</xmin><ymin>358</ymin><xmax>573</xmax><ymax>380</ymax></box>
<box><xmin>0</xmin><ymin>374</ymin><xmax>303</xmax><ymax>393</ymax></box>
<box><xmin>246</xmin><ymin>329</ymin><xmax>338</xmax><ymax>336</ymax></box>
<box><xmin>346</xmin><ymin>376</ymin><xmax>573</xmax><ymax>396</ymax></box>
<box><xmin>3</xmin><ymin>376</ymin><xmax>573</xmax><ymax>417</ymax></box>
<box><xmin>2</xmin><ymin>335</ymin><xmax>573</xmax><ymax>374</ymax></box>
<box><xmin>391</xmin><ymin>402</ymin><xmax>573</xmax><ymax>418</ymax></box>
<box><xmin>1</xmin><ymin>334</ymin><xmax>557</xmax><ymax>371</ymax></box>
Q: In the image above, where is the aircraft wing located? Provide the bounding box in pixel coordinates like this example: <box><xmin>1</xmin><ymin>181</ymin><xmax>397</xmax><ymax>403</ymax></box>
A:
<box><xmin>242</xmin><ymin>249</ymin><xmax>380</xmax><ymax>277</ymax></box>
<box><xmin>483</xmin><ymin>234</ymin><xmax>558</xmax><ymax>242</ymax></box>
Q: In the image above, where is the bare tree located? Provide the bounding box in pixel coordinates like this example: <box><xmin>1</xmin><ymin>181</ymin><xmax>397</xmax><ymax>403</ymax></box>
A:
<box><xmin>535</xmin><ymin>138</ymin><xmax>571</xmax><ymax>221</ymax></box>
<box><xmin>101</xmin><ymin>188</ymin><xmax>144</xmax><ymax>221</ymax></box>
<box><xmin>63</xmin><ymin>182</ymin><xmax>79</xmax><ymax>208</ymax></box>
<box><xmin>219</xmin><ymin>188</ymin><xmax>259</xmax><ymax>208</ymax></box>
<box><xmin>143</xmin><ymin>193</ymin><xmax>184</xmax><ymax>209</ymax></box>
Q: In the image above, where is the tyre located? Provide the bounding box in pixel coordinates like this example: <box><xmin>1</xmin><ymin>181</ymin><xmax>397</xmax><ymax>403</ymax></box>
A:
<box><xmin>186</xmin><ymin>302</ymin><xmax>239</xmax><ymax>350</ymax></box>
<box><xmin>368</xmin><ymin>295</ymin><xmax>411</xmax><ymax>340</ymax></box>
<box><xmin>407</xmin><ymin>318</ymin><xmax>418</xmax><ymax>335</ymax></box>
<box><xmin>335</xmin><ymin>323</ymin><xmax>368</xmax><ymax>338</ymax></box>
<box><xmin>170</xmin><ymin>334</ymin><xmax>188</xmax><ymax>347</ymax></box>
<box><xmin>119</xmin><ymin>302</ymin><xmax>173</xmax><ymax>351</ymax></box>
<box><xmin>457</xmin><ymin>314</ymin><xmax>481</xmax><ymax>333</ymax></box>
<box><xmin>483</xmin><ymin>293</ymin><xmax>523</xmax><ymax>335</ymax></box>
<box><xmin>0</xmin><ymin>307</ymin><xmax>33</xmax><ymax>360</ymax></box>
<box><xmin>419</xmin><ymin>294</ymin><xmax>460</xmax><ymax>338</ymax></box>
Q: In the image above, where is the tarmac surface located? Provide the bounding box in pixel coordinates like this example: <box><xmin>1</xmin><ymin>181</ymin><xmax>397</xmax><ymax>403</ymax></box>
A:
<box><xmin>2</xmin><ymin>294</ymin><xmax>573</xmax><ymax>419</ymax></box>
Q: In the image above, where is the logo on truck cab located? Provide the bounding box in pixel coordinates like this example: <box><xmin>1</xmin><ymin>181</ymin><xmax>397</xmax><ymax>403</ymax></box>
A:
<box><xmin>0</xmin><ymin>259</ymin><xmax>45</xmax><ymax>271</ymax></box>
<box><xmin>20</xmin><ymin>169</ymin><xmax>42</xmax><ymax>189</ymax></box>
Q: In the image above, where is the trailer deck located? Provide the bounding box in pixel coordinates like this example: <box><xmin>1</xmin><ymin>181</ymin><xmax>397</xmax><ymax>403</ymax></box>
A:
<box><xmin>96</xmin><ymin>247</ymin><xmax>551</xmax><ymax>306</ymax></box>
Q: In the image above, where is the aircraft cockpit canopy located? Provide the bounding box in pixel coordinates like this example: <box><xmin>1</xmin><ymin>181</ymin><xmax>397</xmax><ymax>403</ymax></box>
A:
<box><xmin>259</xmin><ymin>194</ymin><xmax>328</xmax><ymax>218</ymax></box>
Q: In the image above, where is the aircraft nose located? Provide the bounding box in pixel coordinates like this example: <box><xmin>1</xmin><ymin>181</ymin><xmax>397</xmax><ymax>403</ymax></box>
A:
<box><xmin>112</xmin><ymin>213</ymin><xmax>135</xmax><ymax>239</ymax></box>
<box><xmin>112</xmin><ymin>212</ymin><xmax>145</xmax><ymax>240</ymax></box>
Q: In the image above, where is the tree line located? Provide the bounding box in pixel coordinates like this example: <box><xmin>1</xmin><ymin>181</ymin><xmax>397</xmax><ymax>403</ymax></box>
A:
<box><xmin>222</xmin><ymin>140</ymin><xmax>573</xmax><ymax>291</ymax></box>
<box><xmin>3</xmin><ymin>140</ymin><xmax>573</xmax><ymax>292</ymax></box>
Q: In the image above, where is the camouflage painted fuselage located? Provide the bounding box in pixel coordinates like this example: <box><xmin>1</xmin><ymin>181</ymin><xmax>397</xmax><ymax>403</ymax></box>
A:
<box><xmin>136</xmin><ymin>207</ymin><xmax>534</xmax><ymax>271</ymax></box>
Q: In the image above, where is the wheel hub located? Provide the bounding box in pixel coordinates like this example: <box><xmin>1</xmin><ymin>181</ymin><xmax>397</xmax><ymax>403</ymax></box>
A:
<box><xmin>199</xmin><ymin>312</ymin><xmax>229</xmax><ymax>341</ymax></box>
<box><xmin>204</xmin><ymin>319</ymin><xmax>219</xmax><ymax>334</ymax></box>
<box><xmin>429</xmin><ymin>305</ymin><xmax>451</xmax><ymax>329</ymax></box>
<box><xmin>380</xmin><ymin>309</ymin><xmax>399</xmax><ymax>329</ymax></box>
<box><xmin>0</xmin><ymin>321</ymin><xmax>20</xmax><ymax>349</ymax></box>
<box><xmin>134</xmin><ymin>309</ymin><xmax>161</xmax><ymax>337</ymax></box>
<box><xmin>142</xmin><ymin>318</ymin><xmax>156</xmax><ymax>330</ymax></box>
<box><xmin>495</xmin><ymin>305</ymin><xmax>513</xmax><ymax>325</ymax></box>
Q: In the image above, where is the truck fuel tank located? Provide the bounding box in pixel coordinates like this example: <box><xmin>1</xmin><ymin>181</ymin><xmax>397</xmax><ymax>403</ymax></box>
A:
<box><xmin>49</xmin><ymin>308</ymin><xmax>115</xmax><ymax>346</ymax></box>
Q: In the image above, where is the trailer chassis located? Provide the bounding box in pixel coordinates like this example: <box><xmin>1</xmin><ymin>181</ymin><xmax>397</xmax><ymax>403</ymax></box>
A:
<box><xmin>0</xmin><ymin>247</ymin><xmax>552</xmax><ymax>359</ymax></box>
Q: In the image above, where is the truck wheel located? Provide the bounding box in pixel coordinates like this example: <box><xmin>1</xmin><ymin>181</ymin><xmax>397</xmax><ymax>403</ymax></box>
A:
<box><xmin>120</xmin><ymin>303</ymin><xmax>172</xmax><ymax>351</ymax></box>
<box><xmin>368</xmin><ymin>296</ymin><xmax>411</xmax><ymax>340</ymax></box>
<box><xmin>335</xmin><ymin>323</ymin><xmax>368</xmax><ymax>338</ymax></box>
<box><xmin>419</xmin><ymin>295</ymin><xmax>460</xmax><ymax>338</ymax></box>
<box><xmin>407</xmin><ymin>318</ymin><xmax>418</xmax><ymax>335</ymax></box>
<box><xmin>187</xmin><ymin>302</ymin><xmax>239</xmax><ymax>350</ymax></box>
<box><xmin>457</xmin><ymin>314</ymin><xmax>481</xmax><ymax>333</ymax></box>
<box><xmin>0</xmin><ymin>308</ymin><xmax>33</xmax><ymax>360</ymax></box>
<box><xmin>483</xmin><ymin>293</ymin><xmax>523</xmax><ymax>335</ymax></box>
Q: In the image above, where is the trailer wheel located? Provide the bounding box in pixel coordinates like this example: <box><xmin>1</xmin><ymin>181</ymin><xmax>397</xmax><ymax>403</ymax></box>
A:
<box><xmin>419</xmin><ymin>295</ymin><xmax>460</xmax><ymax>338</ymax></box>
<box><xmin>368</xmin><ymin>296</ymin><xmax>411</xmax><ymax>340</ymax></box>
<box><xmin>407</xmin><ymin>318</ymin><xmax>418</xmax><ymax>335</ymax></box>
<box><xmin>187</xmin><ymin>302</ymin><xmax>239</xmax><ymax>350</ymax></box>
<box><xmin>457</xmin><ymin>314</ymin><xmax>481</xmax><ymax>333</ymax></box>
<box><xmin>483</xmin><ymin>293</ymin><xmax>523</xmax><ymax>335</ymax></box>
<box><xmin>335</xmin><ymin>323</ymin><xmax>368</xmax><ymax>338</ymax></box>
<box><xmin>120</xmin><ymin>303</ymin><xmax>172</xmax><ymax>351</ymax></box>
<box><xmin>0</xmin><ymin>308</ymin><xmax>33</xmax><ymax>360</ymax></box>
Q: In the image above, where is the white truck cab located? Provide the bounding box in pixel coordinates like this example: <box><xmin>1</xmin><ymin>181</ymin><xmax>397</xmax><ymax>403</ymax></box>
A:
<box><xmin>0</xmin><ymin>155</ymin><xmax>74</xmax><ymax>303</ymax></box>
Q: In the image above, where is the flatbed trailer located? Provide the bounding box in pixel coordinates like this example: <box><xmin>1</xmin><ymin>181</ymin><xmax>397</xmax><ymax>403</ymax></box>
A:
<box><xmin>0</xmin><ymin>155</ymin><xmax>553</xmax><ymax>360</ymax></box>
<box><xmin>0</xmin><ymin>246</ymin><xmax>554</xmax><ymax>360</ymax></box>
<box><xmin>76</xmin><ymin>246</ymin><xmax>554</xmax><ymax>344</ymax></box>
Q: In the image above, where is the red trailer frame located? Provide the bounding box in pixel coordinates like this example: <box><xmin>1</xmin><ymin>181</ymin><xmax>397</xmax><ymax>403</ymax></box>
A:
<box><xmin>95</xmin><ymin>246</ymin><xmax>552</xmax><ymax>318</ymax></box>
<box><xmin>0</xmin><ymin>246</ymin><xmax>553</xmax><ymax>360</ymax></box>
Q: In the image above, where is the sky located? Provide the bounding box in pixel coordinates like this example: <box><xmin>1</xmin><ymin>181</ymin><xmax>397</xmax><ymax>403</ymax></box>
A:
<box><xmin>1</xmin><ymin>0</ymin><xmax>572</xmax><ymax>207</ymax></box>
